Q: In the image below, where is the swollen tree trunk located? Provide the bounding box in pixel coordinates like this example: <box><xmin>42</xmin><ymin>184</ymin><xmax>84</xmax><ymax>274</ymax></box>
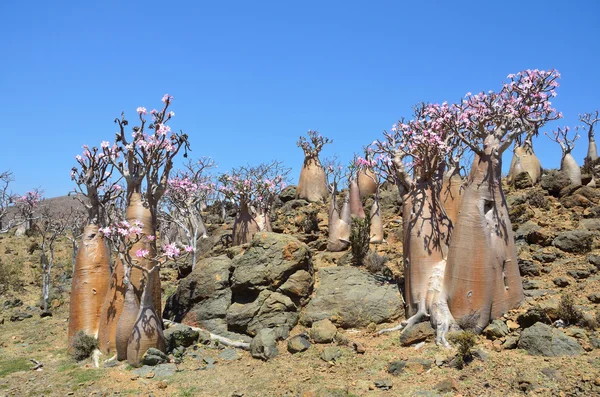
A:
<box><xmin>327</xmin><ymin>191</ymin><xmax>351</xmax><ymax>252</ymax></box>
<box><xmin>507</xmin><ymin>144</ymin><xmax>542</xmax><ymax>186</ymax></box>
<box><xmin>444</xmin><ymin>136</ymin><xmax>524</xmax><ymax>333</ymax></box>
<box><xmin>369</xmin><ymin>193</ymin><xmax>384</xmax><ymax>243</ymax></box>
<box><xmin>254</xmin><ymin>208</ymin><xmax>272</xmax><ymax>233</ymax></box>
<box><xmin>561</xmin><ymin>153</ymin><xmax>582</xmax><ymax>186</ymax></box>
<box><xmin>349</xmin><ymin>179</ymin><xmax>365</xmax><ymax>219</ymax></box>
<box><xmin>116</xmin><ymin>282</ymin><xmax>140</xmax><ymax>360</ymax></box>
<box><xmin>357</xmin><ymin>168</ymin><xmax>377</xmax><ymax>199</ymax></box>
<box><xmin>127</xmin><ymin>267</ymin><xmax>166</xmax><ymax>367</ymax></box>
<box><xmin>587</xmin><ymin>134</ymin><xmax>598</xmax><ymax>162</ymax></box>
<box><xmin>68</xmin><ymin>224</ymin><xmax>111</xmax><ymax>349</ymax></box>
<box><xmin>97</xmin><ymin>258</ymin><xmax>126</xmax><ymax>355</ymax></box>
<box><xmin>441</xmin><ymin>167</ymin><xmax>464</xmax><ymax>226</ymax></box>
<box><xmin>232</xmin><ymin>202</ymin><xmax>260</xmax><ymax>245</ymax></box>
<box><xmin>296</xmin><ymin>158</ymin><xmax>328</xmax><ymax>203</ymax></box>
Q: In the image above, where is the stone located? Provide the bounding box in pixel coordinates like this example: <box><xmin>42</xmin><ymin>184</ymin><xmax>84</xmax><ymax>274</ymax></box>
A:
<box><xmin>513</xmin><ymin>172</ymin><xmax>534</xmax><ymax>189</ymax></box>
<box><xmin>588</xmin><ymin>293</ymin><xmax>600</xmax><ymax>303</ymax></box>
<box><xmin>553</xmin><ymin>230</ymin><xmax>596</xmax><ymax>254</ymax></box>
<box><xmin>434</xmin><ymin>378</ymin><xmax>459</xmax><ymax>393</ymax></box>
<box><xmin>483</xmin><ymin>319</ymin><xmax>509</xmax><ymax>340</ymax></box>
<box><xmin>553</xmin><ymin>277</ymin><xmax>570</xmax><ymax>287</ymax></box>
<box><xmin>287</xmin><ymin>334</ymin><xmax>311</xmax><ymax>353</ymax></box>
<box><xmin>279</xmin><ymin>185</ymin><xmax>297</xmax><ymax>202</ymax></box>
<box><xmin>522</xmin><ymin>279</ymin><xmax>540</xmax><ymax>290</ymax></box>
<box><xmin>310</xmin><ymin>319</ymin><xmax>337</xmax><ymax>344</ymax></box>
<box><xmin>373</xmin><ymin>379</ymin><xmax>392</xmax><ymax>390</ymax></box>
<box><xmin>218</xmin><ymin>348</ymin><xmax>240</xmax><ymax>361</ymax></box>
<box><xmin>2</xmin><ymin>298</ymin><xmax>23</xmax><ymax>309</ymax></box>
<box><xmin>163</xmin><ymin>255</ymin><xmax>233</xmax><ymax>328</ymax></box>
<box><xmin>560</xmin><ymin>194</ymin><xmax>592</xmax><ymax>208</ymax></box>
<box><xmin>399</xmin><ymin>322</ymin><xmax>435</xmax><ymax>346</ymax></box>
<box><xmin>580</xmin><ymin>218</ymin><xmax>600</xmax><ymax>231</ymax></box>
<box><xmin>9</xmin><ymin>312</ymin><xmax>32</xmax><ymax>322</ymax></box>
<box><xmin>533</xmin><ymin>249</ymin><xmax>561</xmax><ymax>263</ymax></box>
<box><xmin>142</xmin><ymin>348</ymin><xmax>170</xmax><ymax>366</ymax></box>
<box><xmin>153</xmin><ymin>364</ymin><xmax>177</xmax><ymax>379</ymax></box>
<box><xmin>541</xmin><ymin>170</ymin><xmax>571</xmax><ymax>197</ymax></box>
<box><xmin>163</xmin><ymin>324</ymin><xmax>199</xmax><ymax>353</ymax></box>
<box><xmin>403</xmin><ymin>358</ymin><xmax>433</xmax><ymax>373</ymax></box>
<box><xmin>567</xmin><ymin>269</ymin><xmax>591</xmax><ymax>279</ymax></box>
<box><xmin>519</xmin><ymin>260</ymin><xmax>540</xmax><ymax>277</ymax></box>
<box><xmin>301</xmin><ymin>266</ymin><xmax>404</xmax><ymax>328</ymax></box>
<box><xmin>516</xmin><ymin>374</ymin><xmax>537</xmax><ymax>393</ymax></box>
<box><xmin>250</xmin><ymin>328</ymin><xmax>279</xmax><ymax>360</ymax></box>
<box><xmin>589</xmin><ymin>254</ymin><xmax>600</xmax><ymax>268</ymax></box>
<box><xmin>517</xmin><ymin>308</ymin><xmax>552</xmax><ymax>328</ymax></box>
<box><xmin>227</xmin><ymin>290</ymin><xmax>299</xmax><ymax>336</ymax></box>
<box><xmin>277</xmin><ymin>270</ymin><xmax>314</xmax><ymax>304</ymax></box>
<box><xmin>387</xmin><ymin>360</ymin><xmax>406</xmax><ymax>375</ymax></box>
<box><xmin>503</xmin><ymin>336</ymin><xmax>519</xmax><ymax>349</ymax></box>
<box><xmin>321</xmin><ymin>346</ymin><xmax>343</xmax><ymax>362</ymax></box>
<box><xmin>518</xmin><ymin>322</ymin><xmax>584</xmax><ymax>356</ymax></box>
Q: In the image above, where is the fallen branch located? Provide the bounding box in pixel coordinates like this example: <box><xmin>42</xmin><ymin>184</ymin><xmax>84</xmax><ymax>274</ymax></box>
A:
<box><xmin>30</xmin><ymin>359</ymin><xmax>43</xmax><ymax>371</ymax></box>
<box><xmin>163</xmin><ymin>319</ymin><xmax>251</xmax><ymax>350</ymax></box>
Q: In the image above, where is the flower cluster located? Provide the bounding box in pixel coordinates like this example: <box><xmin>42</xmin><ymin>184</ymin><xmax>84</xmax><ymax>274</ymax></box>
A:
<box><xmin>16</xmin><ymin>189</ymin><xmax>42</xmax><ymax>209</ymax></box>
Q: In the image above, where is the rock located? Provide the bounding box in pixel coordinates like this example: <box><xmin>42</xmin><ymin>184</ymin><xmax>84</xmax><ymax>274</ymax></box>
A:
<box><xmin>522</xmin><ymin>279</ymin><xmax>540</xmax><ymax>290</ymax></box>
<box><xmin>514</xmin><ymin>172</ymin><xmax>534</xmax><ymax>189</ymax></box>
<box><xmin>387</xmin><ymin>360</ymin><xmax>406</xmax><ymax>375</ymax></box>
<box><xmin>9</xmin><ymin>312</ymin><xmax>32</xmax><ymax>322</ymax></box>
<box><xmin>163</xmin><ymin>324</ymin><xmax>199</xmax><ymax>353</ymax></box>
<box><xmin>287</xmin><ymin>334</ymin><xmax>311</xmax><ymax>353</ymax></box>
<box><xmin>588</xmin><ymin>293</ymin><xmax>600</xmax><ymax>303</ymax></box>
<box><xmin>553</xmin><ymin>230</ymin><xmax>596</xmax><ymax>253</ymax></box>
<box><xmin>163</xmin><ymin>255</ymin><xmax>233</xmax><ymax>329</ymax></box>
<box><xmin>518</xmin><ymin>322</ymin><xmax>584</xmax><ymax>356</ymax></box>
<box><xmin>218</xmin><ymin>348</ymin><xmax>240</xmax><ymax>361</ymax></box>
<box><xmin>516</xmin><ymin>374</ymin><xmax>537</xmax><ymax>393</ymax></box>
<box><xmin>321</xmin><ymin>346</ymin><xmax>343</xmax><ymax>362</ymax></box>
<box><xmin>515</xmin><ymin>221</ymin><xmax>540</xmax><ymax>241</ymax></box>
<box><xmin>227</xmin><ymin>290</ymin><xmax>299</xmax><ymax>336</ymax></box>
<box><xmin>279</xmin><ymin>186</ymin><xmax>297</xmax><ymax>202</ymax></box>
<box><xmin>153</xmin><ymin>363</ymin><xmax>177</xmax><ymax>379</ymax></box>
<box><xmin>2</xmin><ymin>298</ymin><xmax>23</xmax><ymax>309</ymax></box>
<box><xmin>589</xmin><ymin>254</ymin><xmax>600</xmax><ymax>268</ymax></box>
<box><xmin>399</xmin><ymin>322</ymin><xmax>435</xmax><ymax>346</ymax></box>
<box><xmin>553</xmin><ymin>277</ymin><xmax>570</xmax><ymax>287</ymax></box>
<box><xmin>503</xmin><ymin>336</ymin><xmax>519</xmax><ymax>349</ymax></box>
<box><xmin>434</xmin><ymin>378</ymin><xmax>459</xmax><ymax>393</ymax></box>
<box><xmin>301</xmin><ymin>266</ymin><xmax>404</xmax><ymax>328</ymax></box>
<box><xmin>373</xmin><ymin>379</ymin><xmax>392</xmax><ymax>390</ymax></box>
<box><xmin>250</xmin><ymin>328</ymin><xmax>279</xmax><ymax>360</ymax></box>
<box><xmin>560</xmin><ymin>194</ymin><xmax>592</xmax><ymax>208</ymax></box>
<box><xmin>580</xmin><ymin>218</ymin><xmax>600</xmax><ymax>231</ymax></box>
<box><xmin>519</xmin><ymin>260</ymin><xmax>540</xmax><ymax>277</ymax></box>
<box><xmin>142</xmin><ymin>348</ymin><xmax>170</xmax><ymax>366</ymax></box>
<box><xmin>567</xmin><ymin>269</ymin><xmax>591</xmax><ymax>279</ymax></box>
<box><xmin>517</xmin><ymin>308</ymin><xmax>552</xmax><ymax>328</ymax></box>
<box><xmin>403</xmin><ymin>358</ymin><xmax>433</xmax><ymax>373</ymax></box>
<box><xmin>483</xmin><ymin>320</ymin><xmax>509</xmax><ymax>340</ymax></box>
<box><xmin>277</xmin><ymin>270</ymin><xmax>313</xmax><ymax>305</ymax></box>
<box><xmin>280</xmin><ymin>199</ymin><xmax>309</xmax><ymax>213</ymax></box>
<box><xmin>310</xmin><ymin>319</ymin><xmax>337</xmax><ymax>344</ymax></box>
<box><xmin>533</xmin><ymin>249</ymin><xmax>562</xmax><ymax>263</ymax></box>
<box><xmin>541</xmin><ymin>170</ymin><xmax>571</xmax><ymax>197</ymax></box>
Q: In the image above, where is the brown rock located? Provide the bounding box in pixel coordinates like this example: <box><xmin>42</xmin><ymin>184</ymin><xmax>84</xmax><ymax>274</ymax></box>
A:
<box><xmin>435</xmin><ymin>377</ymin><xmax>459</xmax><ymax>393</ymax></box>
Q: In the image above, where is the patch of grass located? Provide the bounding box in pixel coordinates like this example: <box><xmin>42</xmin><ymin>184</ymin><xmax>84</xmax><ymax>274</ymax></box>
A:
<box><xmin>0</xmin><ymin>357</ymin><xmax>31</xmax><ymax>377</ymax></box>
<box><xmin>179</xmin><ymin>387</ymin><xmax>199</xmax><ymax>397</ymax></box>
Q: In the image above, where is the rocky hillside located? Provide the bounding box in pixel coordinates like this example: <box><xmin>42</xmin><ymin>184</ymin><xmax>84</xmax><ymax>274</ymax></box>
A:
<box><xmin>1</xmin><ymin>170</ymin><xmax>600</xmax><ymax>397</ymax></box>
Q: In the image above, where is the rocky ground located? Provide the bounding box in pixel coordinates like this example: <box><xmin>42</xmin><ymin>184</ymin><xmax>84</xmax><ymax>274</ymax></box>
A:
<box><xmin>1</xmin><ymin>170</ymin><xmax>600</xmax><ymax>397</ymax></box>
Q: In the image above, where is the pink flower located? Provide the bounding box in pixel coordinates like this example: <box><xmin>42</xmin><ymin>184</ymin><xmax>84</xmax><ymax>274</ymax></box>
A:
<box><xmin>184</xmin><ymin>245</ymin><xmax>193</xmax><ymax>253</ymax></box>
<box><xmin>101</xmin><ymin>141</ymin><xmax>110</xmax><ymax>149</ymax></box>
<box><xmin>136</xmin><ymin>249</ymin><xmax>149</xmax><ymax>258</ymax></box>
<box><xmin>163</xmin><ymin>243</ymin><xmax>180</xmax><ymax>258</ymax></box>
<box><xmin>137</xmin><ymin>107</ymin><xmax>147</xmax><ymax>115</ymax></box>
<box><xmin>146</xmin><ymin>235</ymin><xmax>156</xmax><ymax>241</ymax></box>
<box><xmin>162</xmin><ymin>94</ymin><xmax>173</xmax><ymax>103</ymax></box>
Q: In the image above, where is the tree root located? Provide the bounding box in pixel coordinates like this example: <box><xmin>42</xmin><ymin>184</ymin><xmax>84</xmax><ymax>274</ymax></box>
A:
<box><xmin>377</xmin><ymin>310</ymin><xmax>428</xmax><ymax>335</ymax></box>
<box><xmin>163</xmin><ymin>319</ymin><xmax>250</xmax><ymax>350</ymax></box>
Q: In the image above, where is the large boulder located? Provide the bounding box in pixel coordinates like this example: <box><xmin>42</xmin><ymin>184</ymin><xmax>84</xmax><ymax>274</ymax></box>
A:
<box><xmin>553</xmin><ymin>230</ymin><xmax>596</xmax><ymax>253</ymax></box>
<box><xmin>301</xmin><ymin>266</ymin><xmax>404</xmax><ymax>328</ymax></box>
<box><xmin>162</xmin><ymin>255</ymin><xmax>233</xmax><ymax>332</ymax></box>
<box><xmin>541</xmin><ymin>170</ymin><xmax>571</xmax><ymax>197</ymax></box>
<box><xmin>518</xmin><ymin>322</ymin><xmax>584</xmax><ymax>356</ymax></box>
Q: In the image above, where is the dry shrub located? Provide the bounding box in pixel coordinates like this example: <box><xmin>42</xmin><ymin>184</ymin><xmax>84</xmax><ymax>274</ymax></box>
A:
<box><xmin>363</xmin><ymin>252</ymin><xmax>389</xmax><ymax>275</ymax></box>
<box><xmin>450</xmin><ymin>331</ymin><xmax>477</xmax><ymax>369</ymax></box>
<box><xmin>350</xmin><ymin>215</ymin><xmax>370</xmax><ymax>266</ymax></box>
<box><xmin>456</xmin><ymin>311</ymin><xmax>480</xmax><ymax>332</ymax></box>
<box><xmin>71</xmin><ymin>331</ymin><xmax>98</xmax><ymax>361</ymax></box>
<box><xmin>526</xmin><ymin>190</ymin><xmax>549</xmax><ymax>209</ymax></box>
<box><xmin>557</xmin><ymin>294</ymin><xmax>583</xmax><ymax>326</ymax></box>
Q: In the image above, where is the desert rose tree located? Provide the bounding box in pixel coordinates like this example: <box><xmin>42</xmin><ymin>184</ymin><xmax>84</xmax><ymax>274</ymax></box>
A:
<box><xmin>97</xmin><ymin>95</ymin><xmax>189</xmax><ymax>356</ymax></box>
<box><xmin>580</xmin><ymin>110</ymin><xmax>599</xmax><ymax>163</ymax></box>
<box><xmin>67</xmin><ymin>144</ymin><xmax>122</xmax><ymax>349</ymax></box>
<box><xmin>323</xmin><ymin>157</ymin><xmax>352</xmax><ymax>251</ymax></box>
<box><xmin>296</xmin><ymin>130</ymin><xmax>331</xmax><ymax>202</ymax></box>
<box><xmin>546</xmin><ymin>126</ymin><xmax>582</xmax><ymax>186</ymax></box>
<box><xmin>0</xmin><ymin>171</ymin><xmax>16</xmax><ymax>233</ymax></box>
<box><xmin>506</xmin><ymin>127</ymin><xmax>542</xmax><ymax>186</ymax></box>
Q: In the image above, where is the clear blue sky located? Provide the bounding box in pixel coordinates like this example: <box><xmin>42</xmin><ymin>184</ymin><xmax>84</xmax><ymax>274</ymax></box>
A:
<box><xmin>1</xmin><ymin>0</ymin><xmax>599</xmax><ymax>198</ymax></box>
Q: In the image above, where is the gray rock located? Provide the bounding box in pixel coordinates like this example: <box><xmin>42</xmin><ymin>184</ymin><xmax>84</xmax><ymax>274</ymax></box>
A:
<box><xmin>287</xmin><ymin>334</ymin><xmax>311</xmax><ymax>353</ymax></box>
<box><xmin>519</xmin><ymin>259</ymin><xmax>540</xmax><ymax>277</ymax></box>
<box><xmin>301</xmin><ymin>266</ymin><xmax>404</xmax><ymax>328</ymax></box>
<box><xmin>522</xmin><ymin>279</ymin><xmax>540</xmax><ymax>290</ymax></box>
<box><xmin>310</xmin><ymin>319</ymin><xmax>337</xmax><ymax>343</ymax></box>
<box><xmin>553</xmin><ymin>230</ymin><xmax>596</xmax><ymax>253</ymax></box>
<box><xmin>2</xmin><ymin>298</ymin><xmax>23</xmax><ymax>309</ymax></box>
<box><xmin>515</xmin><ymin>221</ymin><xmax>540</xmax><ymax>241</ymax></box>
<box><xmin>374</xmin><ymin>379</ymin><xmax>393</xmax><ymax>390</ymax></box>
<box><xmin>163</xmin><ymin>255</ymin><xmax>233</xmax><ymax>324</ymax></box>
<box><xmin>588</xmin><ymin>293</ymin><xmax>600</xmax><ymax>303</ymax></box>
<box><xmin>387</xmin><ymin>360</ymin><xmax>406</xmax><ymax>375</ymax></box>
<box><xmin>227</xmin><ymin>290</ymin><xmax>299</xmax><ymax>336</ymax></box>
<box><xmin>518</xmin><ymin>322</ymin><xmax>584</xmax><ymax>356</ymax></box>
<box><xmin>589</xmin><ymin>254</ymin><xmax>600</xmax><ymax>268</ymax></box>
<box><xmin>567</xmin><ymin>269</ymin><xmax>591</xmax><ymax>279</ymax></box>
<box><xmin>517</xmin><ymin>309</ymin><xmax>552</xmax><ymax>328</ymax></box>
<box><xmin>541</xmin><ymin>170</ymin><xmax>571</xmax><ymax>197</ymax></box>
<box><xmin>514</xmin><ymin>172</ymin><xmax>534</xmax><ymax>189</ymax></box>
<box><xmin>218</xmin><ymin>348</ymin><xmax>240</xmax><ymax>361</ymax></box>
<box><xmin>9</xmin><ymin>312</ymin><xmax>32</xmax><ymax>322</ymax></box>
<box><xmin>503</xmin><ymin>336</ymin><xmax>519</xmax><ymax>349</ymax></box>
<box><xmin>399</xmin><ymin>322</ymin><xmax>435</xmax><ymax>346</ymax></box>
<box><xmin>533</xmin><ymin>250</ymin><xmax>561</xmax><ymax>263</ymax></box>
<box><xmin>142</xmin><ymin>348</ymin><xmax>170</xmax><ymax>366</ymax></box>
<box><xmin>320</xmin><ymin>346</ymin><xmax>343</xmax><ymax>362</ymax></box>
<box><xmin>580</xmin><ymin>218</ymin><xmax>600</xmax><ymax>231</ymax></box>
<box><xmin>277</xmin><ymin>270</ymin><xmax>313</xmax><ymax>304</ymax></box>
<box><xmin>153</xmin><ymin>363</ymin><xmax>177</xmax><ymax>378</ymax></box>
<box><xmin>279</xmin><ymin>186</ymin><xmax>297</xmax><ymax>202</ymax></box>
<box><xmin>553</xmin><ymin>277</ymin><xmax>570</xmax><ymax>287</ymax></box>
<box><xmin>163</xmin><ymin>324</ymin><xmax>199</xmax><ymax>353</ymax></box>
<box><xmin>483</xmin><ymin>319</ymin><xmax>509</xmax><ymax>340</ymax></box>
<box><xmin>250</xmin><ymin>328</ymin><xmax>279</xmax><ymax>360</ymax></box>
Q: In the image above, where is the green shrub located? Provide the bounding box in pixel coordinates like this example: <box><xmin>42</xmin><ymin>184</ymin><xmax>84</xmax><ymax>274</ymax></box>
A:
<box><xmin>350</xmin><ymin>215</ymin><xmax>370</xmax><ymax>266</ymax></box>
<box><xmin>450</xmin><ymin>331</ymin><xmax>477</xmax><ymax>369</ymax></box>
<box><xmin>71</xmin><ymin>331</ymin><xmax>98</xmax><ymax>361</ymax></box>
<box><xmin>301</xmin><ymin>208</ymin><xmax>320</xmax><ymax>234</ymax></box>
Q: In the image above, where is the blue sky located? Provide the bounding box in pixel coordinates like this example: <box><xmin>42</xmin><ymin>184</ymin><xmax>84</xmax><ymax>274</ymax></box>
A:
<box><xmin>1</xmin><ymin>0</ymin><xmax>599</xmax><ymax>198</ymax></box>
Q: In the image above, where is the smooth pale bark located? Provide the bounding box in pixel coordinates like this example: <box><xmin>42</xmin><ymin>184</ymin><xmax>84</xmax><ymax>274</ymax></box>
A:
<box><xmin>587</xmin><ymin>137</ymin><xmax>598</xmax><ymax>162</ymax></box>
<box><xmin>97</xmin><ymin>259</ymin><xmax>126</xmax><ymax>355</ymax></box>
<box><xmin>127</xmin><ymin>268</ymin><xmax>166</xmax><ymax>367</ymax></box>
<box><xmin>369</xmin><ymin>194</ymin><xmax>385</xmax><ymax>243</ymax></box>
<box><xmin>441</xmin><ymin>168</ymin><xmax>464</xmax><ymax>226</ymax></box>
<box><xmin>296</xmin><ymin>158</ymin><xmax>328</xmax><ymax>202</ymax></box>
<box><xmin>232</xmin><ymin>202</ymin><xmax>260</xmax><ymax>246</ymax></box>
<box><xmin>561</xmin><ymin>153</ymin><xmax>582</xmax><ymax>186</ymax></box>
<box><xmin>357</xmin><ymin>168</ymin><xmax>378</xmax><ymax>199</ymax></box>
<box><xmin>126</xmin><ymin>193</ymin><xmax>161</xmax><ymax>314</ymax></box>
<box><xmin>327</xmin><ymin>192</ymin><xmax>351</xmax><ymax>252</ymax></box>
<box><xmin>116</xmin><ymin>282</ymin><xmax>140</xmax><ymax>360</ymax></box>
<box><xmin>67</xmin><ymin>224</ymin><xmax>111</xmax><ymax>349</ymax></box>
<box><xmin>254</xmin><ymin>209</ymin><xmax>272</xmax><ymax>233</ymax></box>
<box><xmin>444</xmin><ymin>136</ymin><xmax>524</xmax><ymax>333</ymax></box>
<box><xmin>348</xmin><ymin>179</ymin><xmax>365</xmax><ymax>219</ymax></box>
<box><xmin>507</xmin><ymin>144</ymin><xmax>542</xmax><ymax>185</ymax></box>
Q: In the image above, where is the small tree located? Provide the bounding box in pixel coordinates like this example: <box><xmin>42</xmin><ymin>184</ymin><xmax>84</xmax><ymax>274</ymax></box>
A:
<box><xmin>545</xmin><ymin>126</ymin><xmax>581</xmax><ymax>186</ymax></box>
<box><xmin>218</xmin><ymin>161</ymin><xmax>289</xmax><ymax>245</ymax></box>
<box><xmin>15</xmin><ymin>189</ymin><xmax>42</xmax><ymax>233</ymax></box>
<box><xmin>323</xmin><ymin>156</ymin><xmax>351</xmax><ymax>252</ymax></box>
<box><xmin>296</xmin><ymin>130</ymin><xmax>331</xmax><ymax>202</ymax></box>
<box><xmin>0</xmin><ymin>171</ymin><xmax>17</xmax><ymax>234</ymax></box>
<box><xmin>580</xmin><ymin>110</ymin><xmax>599</xmax><ymax>163</ymax></box>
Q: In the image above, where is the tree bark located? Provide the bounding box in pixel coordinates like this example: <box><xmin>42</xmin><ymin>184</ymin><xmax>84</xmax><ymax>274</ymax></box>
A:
<box><xmin>97</xmin><ymin>259</ymin><xmax>126</xmax><ymax>355</ymax></box>
<box><xmin>441</xmin><ymin>167</ymin><xmax>464</xmax><ymax>226</ymax></box>
<box><xmin>296</xmin><ymin>157</ymin><xmax>328</xmax><ymax>203</ymax></box>
<box><xmin>357</xmin><ymin>168</ymin><xmax>377</xmax><ymax>199</ymax></box>
<box><xmin>116</xmin><ymin>282</ymin><xmax>140</xmax><ymax>360</ymax></box>
<box><xmin>561</xmin><ymin>153</ymin><xmax>582</xmax><ymax>186</ymax></box>
<box><xmin>232</xmin><ymin>202</ymin><xmax>260</xmax><ymax>246</ymax></box>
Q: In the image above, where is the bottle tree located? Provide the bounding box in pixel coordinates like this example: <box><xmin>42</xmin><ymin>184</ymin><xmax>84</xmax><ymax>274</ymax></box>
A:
<box><xmin>67</xmin><ymin>143</ymin><xmax>121</xmax><ymax>349</ymax></box>
<box><xmin>296</xmin><ymin>130</ymin><xmax>331</xmax><ymax>202</ymax></box>
<box><xmin>546</xmin><ymin>126</ymin><xmax>582</xmax><ymax>186</ymax></box>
